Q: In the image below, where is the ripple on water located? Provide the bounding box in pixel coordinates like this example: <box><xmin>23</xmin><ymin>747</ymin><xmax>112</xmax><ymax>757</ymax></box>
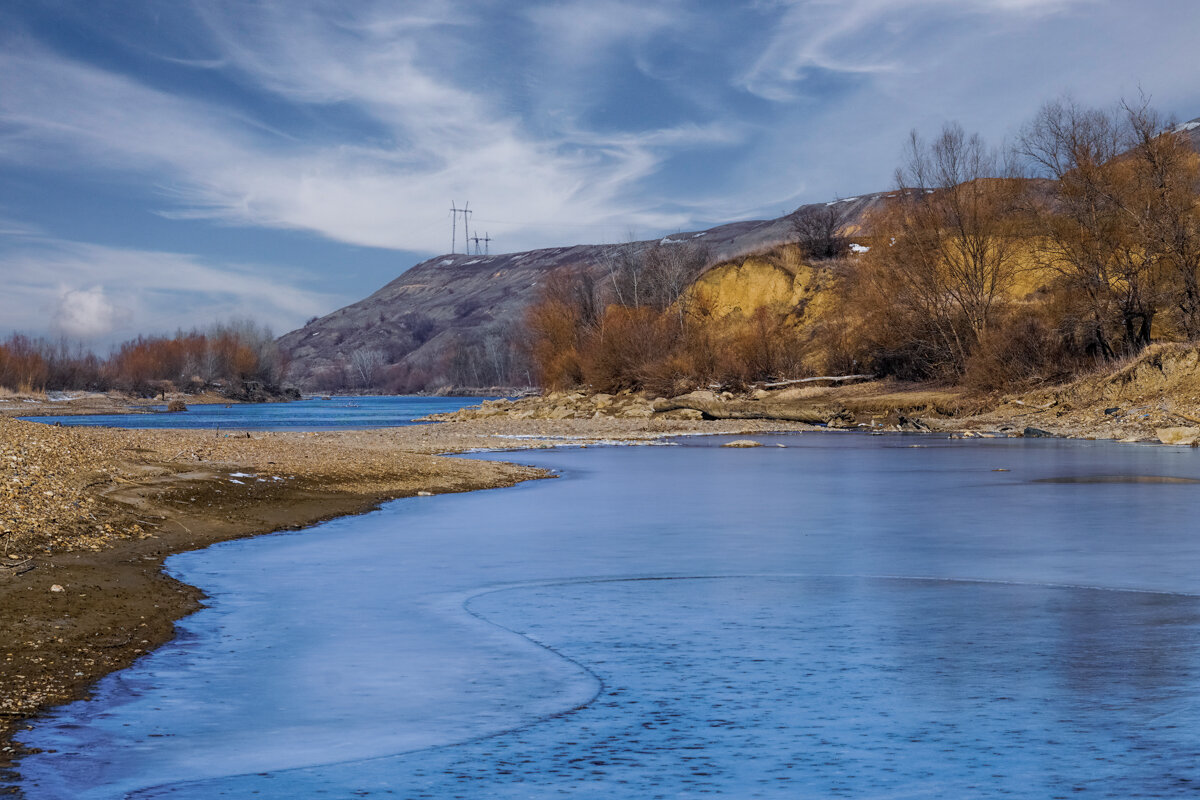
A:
<box><xmin>133</xmin><ymin>575</ymin><xmax>1200</xmax><ymax>799</ymax></box>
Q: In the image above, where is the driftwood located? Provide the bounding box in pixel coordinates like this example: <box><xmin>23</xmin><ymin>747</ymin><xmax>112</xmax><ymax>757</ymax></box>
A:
<box><xmin>760</xmin><ymin>374</ymin><xmax>874</xmax><ymax>388</ymax></box>
<box><xmin>654</xmin><ymin>394</ymin><xmax>851</xmax><ymax>424</ymax></box>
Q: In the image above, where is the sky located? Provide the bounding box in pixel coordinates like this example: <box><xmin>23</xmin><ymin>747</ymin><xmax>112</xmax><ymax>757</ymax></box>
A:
<box><xmin>2</xmin><ymin>0</ymin><xmax>1199</xmax><ymax>346</ymax></box>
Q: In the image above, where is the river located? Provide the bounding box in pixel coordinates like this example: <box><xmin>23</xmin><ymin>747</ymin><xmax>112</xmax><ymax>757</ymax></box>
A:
<box><xmin>22</xmin><ymin>394</ymin><xmax>490</xmax><ymax>431</ymax></box>
<box><xmin>16</xmin><ymin>432</ymin><xmax>1200</xmax><ymax>798</ymax></box>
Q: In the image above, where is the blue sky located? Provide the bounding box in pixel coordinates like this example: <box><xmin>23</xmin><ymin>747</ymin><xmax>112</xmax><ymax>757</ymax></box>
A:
<box><xmin>2</xmin><ymin>0</ymin><xmax>1199</xmax><ymax>345</ymax></box>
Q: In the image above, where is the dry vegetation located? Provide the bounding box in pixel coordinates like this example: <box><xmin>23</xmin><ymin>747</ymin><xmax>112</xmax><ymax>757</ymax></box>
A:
<box><xmin>526</xmin><ymin>97</ymin><xmax>1200</xmax><ymax>400</ymax></box>
<box><xmin>0</xmin><ymin>321</ymin><xmax>288</xmax><ymax>400</ymax></box>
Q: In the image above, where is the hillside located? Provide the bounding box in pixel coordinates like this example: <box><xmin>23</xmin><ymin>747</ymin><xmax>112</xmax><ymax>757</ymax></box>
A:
<box><xmin>278</xmin><ymin>116</ymin><xmax>1200</xmax><ymax>393</ymax></box>
<box><xmin>276</xmin><ymin>195</ymin><xmax>888</xmax><ymax>392</ymax></box>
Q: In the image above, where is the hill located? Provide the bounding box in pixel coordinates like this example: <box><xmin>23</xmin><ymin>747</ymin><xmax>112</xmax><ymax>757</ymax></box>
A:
<box><xmin>276</xmin><ymin>195</ymin><xmax>888</xmax><ymax>392</ymax></box>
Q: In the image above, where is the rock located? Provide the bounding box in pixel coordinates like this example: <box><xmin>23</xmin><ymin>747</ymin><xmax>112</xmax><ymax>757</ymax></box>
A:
<box><xmin>723</xmin><ymin>439</ymin><xmax>763</xmax><ymax>448</ymax></box>
<box><xmin>1156</xmin><ymin>426</ymin><xmax>1200</xmax><ymax>445</ymax></box>
<box><xmin>659</xmin><ymin>408</ymin><xmax>704</xmax><ymax>421</ymax></box>
<box><xmin>50</xmin><ymin>584</ymin><xmax>64</xmax><ymax>593</ymax></box>
<box><xmin>166</xmin><ymin>400</ymin><xmax>187</xmax><ymax>412</ymax></box>
<box><xmin>417</xmin><ymin>491</ymin><xmax>433</xmax><ymax>497</ymax></box>
<box><xmin>1023</xmin><ymin>427</ymin><xmax>1055</xmax><ymax>438</ymax></box>
<box><xmin>673</xmin><ymin>390</ymin><xmax>720</xmax><ymax>406</ymax></box>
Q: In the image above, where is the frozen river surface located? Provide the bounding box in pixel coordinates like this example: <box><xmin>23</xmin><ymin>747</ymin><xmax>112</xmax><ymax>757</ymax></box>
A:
<box><xmin>17</xmin><ymin>434</ymin><xmax>1200</xmax><ymax>798</ymax></box>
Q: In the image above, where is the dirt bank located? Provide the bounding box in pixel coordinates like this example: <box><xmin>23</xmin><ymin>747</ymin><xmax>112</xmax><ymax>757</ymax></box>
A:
<box><xmin>435</xmin><ymin>345</ymin><xmax>1200</xmax><ymax>443</ymax></box>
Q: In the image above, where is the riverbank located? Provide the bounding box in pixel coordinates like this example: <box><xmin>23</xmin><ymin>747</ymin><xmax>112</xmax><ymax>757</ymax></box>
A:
<box><xmin>430</xmin><ymin>343</ymin><xmax>1200</xmax><ymax>444</ymax></box>
<box><xmin>0</xmin><ymin>413</ymin><xmax>822</xmax><ymax>780</ymax></box>
<box><xmin>0</xmin><ymin>390</ymin><xmax>241</xmax><ymax>419</ymax></box>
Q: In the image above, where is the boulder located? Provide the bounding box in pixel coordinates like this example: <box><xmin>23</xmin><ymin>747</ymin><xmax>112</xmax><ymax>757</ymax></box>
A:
<box><xmin>659</xmin><ymin>408</ymin><xmax>705</xmax><ymax>421</ymax></box>
<box><xmin>722</xmin><ymin>439</ymin><xmax>763</xmax><ymax>448</ymax></box>
<box><xmin>1156</xmin><ymin>426</ymin><xmax>1200</xmax><ymax>445</ymax></box>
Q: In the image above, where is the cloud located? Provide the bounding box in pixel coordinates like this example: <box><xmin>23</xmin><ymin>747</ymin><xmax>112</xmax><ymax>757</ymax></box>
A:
<box><xmin>524</xmin><ymin>1</ymin><xmax>678</xmax><ymax>68</ymax></box>
<box><xmin>54</xmin><ymin>286</ymin><xmax>121</xmax><ymax>338</ymax></box>
<box><xmin>739</xmin><ymin>0</ymin><xmax>1094</xmax><ymax>102</ymax></box>
<box><xmin>0</xmin><ymin>4</ymin><xmax>735</xmax><ymax>254</ymax></box>
<box><xmin>0</xmin><ymin>216</ymin><xmax>43</xmax><ymax>237</ymax></box>
<box><xmin>2</xmin><ymin>0</ymin><xmax>1199</xmax><ymax>270</ymax></box>
<box><xmin>0</xmin><ymin>238</ymin><xmax>336</xmax><ymax>343</ymax></box>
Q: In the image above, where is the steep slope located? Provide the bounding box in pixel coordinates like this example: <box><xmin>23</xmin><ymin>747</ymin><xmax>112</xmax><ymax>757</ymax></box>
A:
<box><xmin>278</xmin><ymin>195</ymin><xmax>888</xmax><ymax>391</ymax></box>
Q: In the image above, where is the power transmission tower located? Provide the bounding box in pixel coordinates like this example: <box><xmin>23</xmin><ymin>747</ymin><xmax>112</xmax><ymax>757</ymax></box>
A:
<box><xmin>459</xmin><ymin>202</ymin><xmax>471</xmax><ymax>253</ymax></box>
<box><xmin>448</xmin><ymin>202</ymin><xmax>475</xmax><ymax>255</ymax></box>
<box><xmin>470</xmin><ymin>231</ymin><xmax>492</xmax><ymax>255</ymax></box>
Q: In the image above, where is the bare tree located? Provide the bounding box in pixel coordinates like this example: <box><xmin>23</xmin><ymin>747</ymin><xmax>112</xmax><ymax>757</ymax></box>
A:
<box><xmin>1121</xmin><ymin>101</ymin><xmax>1200</xmax><ymax>338</ymax></box>
<box><xmin>641</xmin><ymin>240</ymin><xmax>712</xmax><ymax>325</ymax></box>
<box><xmin>854</xmin><ymin>123</ymin><xmax>1023</xmax><ymax>376</ymax></box>
<box><xmin>600</xmin><ymin>239</ymin><xmax>647</xmax><ymax>308</ymax></box>
<box><xmin>349</xmin><ymin>348</ymin><xmax>386</xmax><ymax>389</ymax></box>
<box><xmin>791</xmin><ymin>203</ymin><xmax>850</xmax><ymax>260</ymax></box>
<box><xmin>1019</xmin><ymin>98</ymin><xmax>1161</xmax><ymax>355</ymax></box>
<box><xmin>898</xmin><ymin>123</ymin><xmax>1024</xmax><ymax>344</ymax></box>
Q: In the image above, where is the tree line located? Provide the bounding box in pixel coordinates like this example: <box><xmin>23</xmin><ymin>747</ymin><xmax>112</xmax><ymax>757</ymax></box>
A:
<box><xmin>0</xmin><ymin>321</ymin><xmax>285</xmax><ymax>397</ymax></box>
<box><xmin>527</xmin><ymin>94</ymin><xmax>1200</xmax><ymax>394</ymax></box>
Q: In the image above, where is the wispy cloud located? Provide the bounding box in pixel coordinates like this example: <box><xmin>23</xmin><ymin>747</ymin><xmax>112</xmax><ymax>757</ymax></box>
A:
<box><xmin>0</xmin><ymin>3</ymin><xmax>733</xmax><ymax>254</ymax></box>
<box><xmin>0</xmin><ymin>238</ymin><xmax>336</xmax><ymax>343</ymax></box>
<box><xmin>0</xmin><ymin>215</ymin><xmax>44</xmax><ymax>237</ymax></box>
<box><xmin>740</xmin><ymin>0</ymin><xmax>1093</xmax><ymax>101</ymax></box>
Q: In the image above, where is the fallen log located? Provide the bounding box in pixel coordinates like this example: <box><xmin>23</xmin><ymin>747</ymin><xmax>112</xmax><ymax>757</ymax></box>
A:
<box><xmin>653</xmin><ymin>395</ymin><xmax>851</xmax><ymax>424</ymax></box>
<box><xmin>760</xmin><ymin>374</ymin><xmax>874</xmax><ymax>388</ymax></box>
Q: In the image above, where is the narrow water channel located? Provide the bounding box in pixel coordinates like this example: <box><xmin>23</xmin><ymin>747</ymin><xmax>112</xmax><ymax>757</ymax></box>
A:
<box><xmin>18</xmin><ymin>434</ymin><xmax>1200</xmax><ymax>798</ymax></box>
